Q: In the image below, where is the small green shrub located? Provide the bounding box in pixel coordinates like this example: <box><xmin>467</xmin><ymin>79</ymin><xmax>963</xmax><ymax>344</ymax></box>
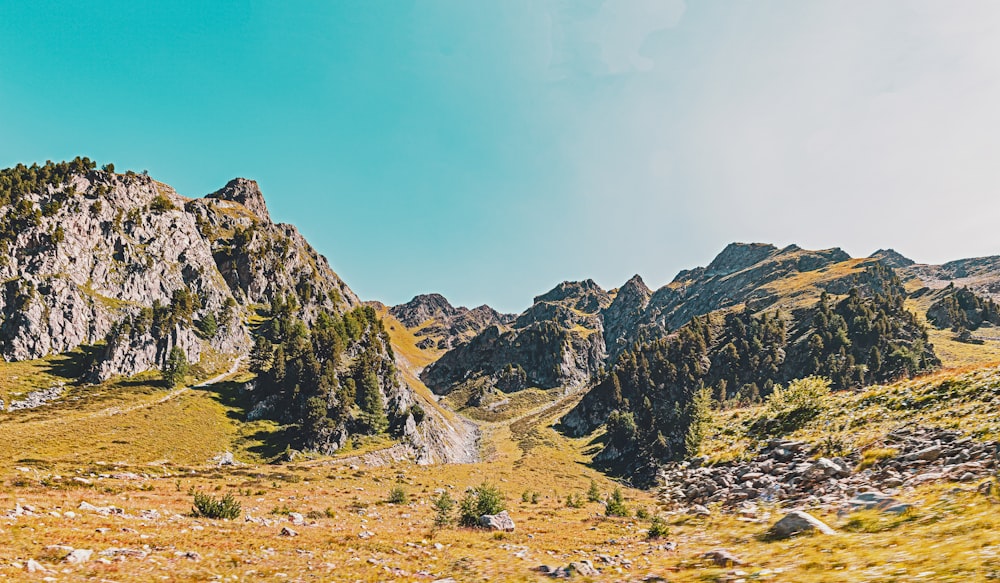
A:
<box><xmin>149</xmin><ymin>193</ymin><xmax>176</xmax><ymax>212</ymax></box>
<box><xmin>432</xmin><ymin>491</ymin><xmax>455</xmax><ymax>527</ymax></box>
<box><xmin>636</xmin><ymin>506</ymin><xmax>650</xmax><ymax>520</ymax></box>
<box><xmin>192</xmin><ymin>492</ymin><xmax>241</xmax><ymax>520</ymax></box>
<box><xmin>647</xmin><ymin>516</ymin><xmax>670</xmax><ymax>539</ymax></box>
<box><xmin>605</xmin><ymin>487</ymin><xmax>629</xmax><ymax>517</ymax></box>
<box><xmin>459</xmin><ymin>482</ymin><xmax>507</xmax><ymax>527</ymax></box>
<box><xmin>565</xmin><ymin>493</ymin><xmax>584</xmax><ymax>508</ymax></box>
<box><xmin>388</xmin><ymin>486</ymin><xmax>408</xmax><ymax>505</ymax></box>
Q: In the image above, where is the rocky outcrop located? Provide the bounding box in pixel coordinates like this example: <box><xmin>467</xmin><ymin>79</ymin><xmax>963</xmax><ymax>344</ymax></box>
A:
<box><xmin>421</xmin><ymin>280</ymin><xmax>611</xmax><ymax>395</ymax></box>
<box><xmin>902</xmin><ymin>255</ymin><xmax>1000</xmax><ymax>301</ymax></box>
<box><xmin>205</xmin><ymin>178</ymin><xmax>272</xmax><ymax>222</ymax></box>
<box><xmin>869</xmin><ymin>249</ymin><xmax>915</xmax><ymax>269</ymax></box>
<box><xmin>0</xmin><ymin>169</ymin><xmax>247</xmax><ymax>374</ymax></box>
<box><xmin>0</xmin><ymin>160</ymin><xmax>375</xmax><ymax>380</ymax></box>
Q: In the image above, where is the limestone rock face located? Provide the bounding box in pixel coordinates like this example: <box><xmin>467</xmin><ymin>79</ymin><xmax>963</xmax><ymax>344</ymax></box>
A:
<box><xmin>0</xmin><ymin>172</ymin><xmax>246</xmax><ymax>372</ymax></box>
<box><xmin>0</xmin><ymin>166</ymin><xmax>358</xmax><ymax>379</ymax></box>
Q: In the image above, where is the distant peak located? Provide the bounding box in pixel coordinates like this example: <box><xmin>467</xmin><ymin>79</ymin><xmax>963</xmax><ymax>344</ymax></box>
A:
<box><xmin>621</xmin><ymin>274</ymin><xmax>651</xmax><ymax>295</ymax></box>
<box><xmin>870</xmin><ymin>249</ymin><xmax>915</xmax><ymax>268</ymax></box>
<box><xmin>705</xmin><ymin>242</ymin><xmax>779</xmax><ymax>276</ymax></box>
<box><xmin>533</xmin><ymin>279</ymin><xmax>607</xmax><ymax>305</ymax></box>
<box><xmin>206</xmin><ymin>178</ymin><xmax>271</xmax><ymax>222</ymax></box>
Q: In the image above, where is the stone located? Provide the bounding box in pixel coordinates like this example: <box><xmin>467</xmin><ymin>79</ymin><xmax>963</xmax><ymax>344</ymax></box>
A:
<box><xmin>280</xmin><ymin>527</ymin><xmax>298</xmax><ymax>537</ymax></box>
<box><xmin>479</xmin><ymin>510</ymin><xmax>515</xmax><ymax>532</ymax></box>
<box><xmin>64</xmin><ymin>549</ymin><xmax>93</xmax><ymax>564</ymax></box>
<box><xmin>702</xmin><ymin>549</ymin><xmax>743</xmax><ymax>566</ymax></box>
<box><xmin>25</xmin><ymin>559</ymin><xmax>46</xmax><ymax>573</ymax></box>
<box><xmin>567</xmin><ymin>561</ymin><xmax>599</xmax><ymax>576</ymax></box>
<box><xmin>288</xmin><ymin>512</ymin><xmax>305</xmax><ymax>526</ymax></box>
<box><xmin>910</xmin><ymin>445</ymin><xmax>942</xmax><ymax>462</ymax></box>
<box><xmin>766</xmin><ymin>511</ymin><xmax>837</xmax><ymax>539</ymax></box>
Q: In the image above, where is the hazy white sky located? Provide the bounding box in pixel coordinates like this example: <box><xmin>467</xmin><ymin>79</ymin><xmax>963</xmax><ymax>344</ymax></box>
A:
<box><xmin>3</xmin><ymin>1</ymin><xmax>1000</xmax><ymax>311</ymax></box>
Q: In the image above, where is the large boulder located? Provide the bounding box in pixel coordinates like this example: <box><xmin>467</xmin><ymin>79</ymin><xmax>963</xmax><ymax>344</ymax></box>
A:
<box><xmin>766</xmin><ymin>510</ymin><xmax>837</xmax><ymax>539</ymax></box>
<box><xmin>479</xmin><ymin>510</ymin><xmax>515</xmax><ymax>532</ymax></box>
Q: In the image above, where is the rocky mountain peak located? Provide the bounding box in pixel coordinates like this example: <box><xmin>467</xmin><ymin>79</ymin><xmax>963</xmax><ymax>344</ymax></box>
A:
<box><xmin>869</xmin><ymin>249</ymin><xmax>915</xmax><ymax>269</ymax></box>
<box><xmin>531</xmin><ymin>279</ymin><xmax>610</xmax><ymax>314</ymax></box>
<box><xmin>206</xmin><ymin>178</ymin><xmax>271</xmax><ymax>223</ymax></box>
<box><xmin>704</xmin><ymin>243</ymin><xmax>779</xmax><ymax>277</ymax></box>
<box><xmin>618</xmin><ymin>274</ymin><xmax>651</xmax><ymax>299</ymax></box>
<box><xmin>390</xmin><ymin>293</ymin><xmax>460</xmax><ymax>328</ymax></box>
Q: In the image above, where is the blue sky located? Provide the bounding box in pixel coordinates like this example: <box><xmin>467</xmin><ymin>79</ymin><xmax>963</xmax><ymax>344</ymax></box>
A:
<box><xmin>3</xmin><ymin>1</ymin><xmax>1000</xmax><ymax>312</ymax></box>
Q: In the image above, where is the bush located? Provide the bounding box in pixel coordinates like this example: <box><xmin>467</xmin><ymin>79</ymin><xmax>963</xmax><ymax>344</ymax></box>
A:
<box><xmin>750</xmin><ymin>376</ymin><xmax>831</xmax><ymax>436</ymax></box>
<box><xmin>605</xmin><ymin>487</ymin><xmax>629</xmax><ymax>517</ymax></box>
<box><xmin>647</xmin><ymin>516</ymin><xmax>670</xmax><ymax>539</ymax></box>
<box><xmin>565</xmin><ymin>493</ymin><xmax>584</xmax><ymax>508</ymax></box>
<box><xmin>432</xmin><ymin>491</ymin><xmax>455</xmax><ymax>527</ymax></box>
<box><xmin>192</xmin><ymin>492</ymin><xmax>241</xmax><ymax>519</ymax></box>
<box><xmin>635</xmin><ymin>506</ymin><xmax>650</xmax><ymax>520</ymax></box>
<box><xmin>149</xmin><ymin>193</ymin><xmax>176</xmax><ymax>212</ymax></box>
<box><xmin>459</xmin><ymin>482</ymin><xmax>507</xmax><ymax>527</ymax></box>
<box><xmin>388</xmin><ymin>486</ymin><xmax>408</xmax><ymax>505</ymax></box>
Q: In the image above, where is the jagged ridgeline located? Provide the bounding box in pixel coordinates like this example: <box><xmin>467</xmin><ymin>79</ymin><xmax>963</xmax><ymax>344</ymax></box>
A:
<box><xmin>561</xmin><ymin>263</ymin><xmax>940</xmax><ymax>480</ymax></box>
<box><xmin>0</xmin><ymin>158</ymin><xmax>475</xmax><ymax>462</ymax></box>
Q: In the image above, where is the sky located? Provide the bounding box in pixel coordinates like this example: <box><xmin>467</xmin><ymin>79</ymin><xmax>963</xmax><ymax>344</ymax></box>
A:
<box><xmin>3</xmin><ymin>1</ymin><xmax>1000</xmax><ymax>312</ymax></box>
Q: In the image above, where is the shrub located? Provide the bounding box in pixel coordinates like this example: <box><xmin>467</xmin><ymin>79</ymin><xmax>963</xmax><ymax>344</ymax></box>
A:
<box><xmin>388</xmin><ymin>486</ymin><xmax>408</xmax><ymax>505</ymax></box>
<box><xmin>750</xmin><ymin>376</ymin><xmax>831</xmax><ymax>436</ymax></box>
<box><xmin>605</xmin><ymin>487</ymin><xmax>629</xmax><ymax>517</ymax></box>
<box><xmin>647</xmin><ymin>516</ymin><xmax>670</xmax><ymax>539</ymax></box>
<box><xmin>459</xmin><ymin>482</ymin><xmax>506</xmax><ymax>527</ymax></box>
<box><xmin>149</xmin><ymin>193</ymin><xmax>176</xmax><ymax>212</ymax></box>
<box><xmin>192</xmin><ymin>492</ymin><xmax>241</xmax><ymax>520</ymax></box>
<box><xmin>409</xmin><ymin>403</ymin><xmax>426</xmax><ymax>424</ymax></box>
<box><xmin>635</xmin><ymin>506</ymin><xmax>650</xmax><ymax>520</ymax></box>
<box><xmin>432</xmin><ymin>491</ymin><xmax>455</xmax><ymax>527</ymax></box>
<box><xmin>565</xmin><ymin>493</ymin><xmax>584</xmax><ymax>508</ymax></box>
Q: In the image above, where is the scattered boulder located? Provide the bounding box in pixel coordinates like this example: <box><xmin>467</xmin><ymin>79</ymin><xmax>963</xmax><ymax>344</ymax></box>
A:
<box><xmin>766</xmin><ymin>511</ymin><xmax>837</xmax><ymax>539</ymax></box>
<box><xmin>280</xmin><ymin>527</ymin><xmax>298</xmax><ymax>537</ymax></box>
<box><xmin>479</xmin><ymin>510</ymin><xmax>515</xmax><ymax>532</ymax></box>
<box><xmin>64</xmin><ymin>549</ymin><xmax>93</xmax><ymax>564</ymax></box>
<box><xmin>25</xmin><ymin>559</ymin><xmax>46</xmax><ymax>573</ymax></box>
<box><xmin>702</xmin><ymin>549</ymin><xmax>743</xmax><ymax>567</ymax></box>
